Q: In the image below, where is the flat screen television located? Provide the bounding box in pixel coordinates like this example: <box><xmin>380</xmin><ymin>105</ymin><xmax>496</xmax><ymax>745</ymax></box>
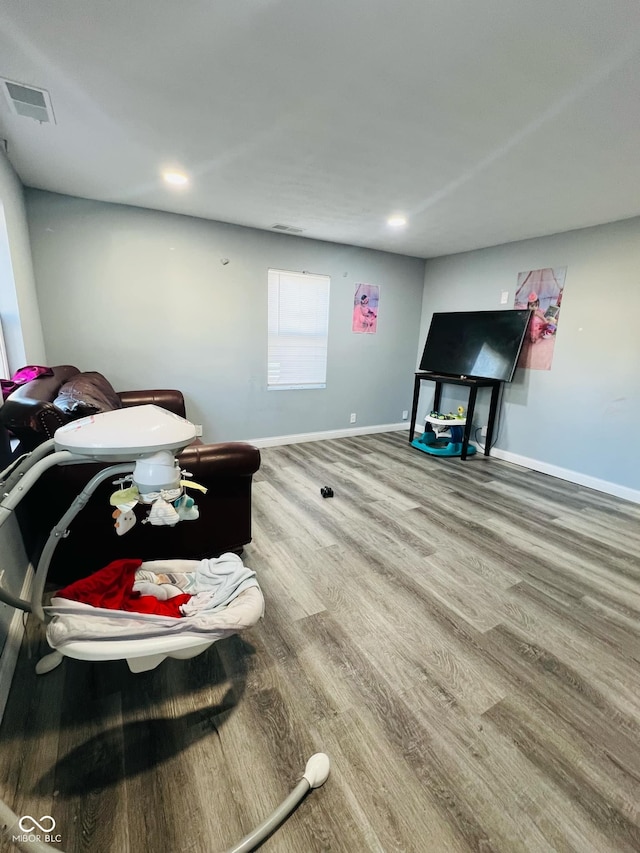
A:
<box><xmin>419</xmin><ymin>309</ymin><xmax>531</xmax><ymax>382</ymax></box>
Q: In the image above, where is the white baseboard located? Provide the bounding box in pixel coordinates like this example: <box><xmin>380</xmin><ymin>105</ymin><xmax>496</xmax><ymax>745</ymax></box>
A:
<box><xmin>482</xmin><ymin>445</ymin><xmax>640</xmax><ymax>505</ymax></box>
<box><xmin>247</xmin><ymin>421</ymin><xmax>410</xmax><ymax>448</ymax></box>
<box><xmin>0</xmin><ymin>566</ymin><xmax>33</xmax><ymax>724</ymax></box>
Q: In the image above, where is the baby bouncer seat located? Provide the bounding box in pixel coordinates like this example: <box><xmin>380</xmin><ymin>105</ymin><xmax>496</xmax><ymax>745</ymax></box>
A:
<box><xmin>0</xmin><ymin>407</ymin><xmax>329</xmax><ymax>852</ymax></box>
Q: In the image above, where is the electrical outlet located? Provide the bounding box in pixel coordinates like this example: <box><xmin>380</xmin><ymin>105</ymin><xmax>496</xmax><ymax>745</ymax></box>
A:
<box><xmin>500</xmin><ymin>291</ymin><xmax>509</xmax><ymax>305</ymax></box>
<box><xmin>402</xmin><ymin>410</ymin><xmax>408</xmax><ymax>420</ymax></box>
<box><xmin>350</xmin><ymin>413</ymin><xmax>357</xmax><ymax>424</ymax></box>
<box><xmin>480</xmin><ymin>425</ymin><xmax>488</xmax><ymax>438</ymax></box>
<box><xmin>194</xmin><ymin>424</ymin><xmax>203</xmax><ymax>437</ymax></box>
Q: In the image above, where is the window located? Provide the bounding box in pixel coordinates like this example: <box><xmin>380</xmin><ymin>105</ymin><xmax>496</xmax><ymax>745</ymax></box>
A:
<box><xmin>0</xmin><ymin>201</ymin><xmax>16</xmax><ymax>379</ymax></box>
<box><xmin>267</xmin><ymin>268</ymin><xmax>330</xmax><ymax>390</ymax></box>
<box><xmin>0</xmin><ymin>316</ymin><xmax>8</xmax><ymax>379</ymax></box>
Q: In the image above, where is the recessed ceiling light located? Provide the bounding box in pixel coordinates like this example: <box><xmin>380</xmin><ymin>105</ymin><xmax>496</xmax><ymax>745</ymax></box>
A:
<box><xmin>387</xmin><ymin>215</ymin><xmax>407</xmax><ymax>227</ymax></box>
<box><xmin>163</xmin><ymin>170</ymin><xmax>189</xmax><ymax>186</ymax></box>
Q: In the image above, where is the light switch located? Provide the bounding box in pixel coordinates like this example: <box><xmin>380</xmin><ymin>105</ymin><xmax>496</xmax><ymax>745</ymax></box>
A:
<box><xmin>500</xmin><ymin>291</ymin><xmax>509</xmax><ymax>304</ymax></box>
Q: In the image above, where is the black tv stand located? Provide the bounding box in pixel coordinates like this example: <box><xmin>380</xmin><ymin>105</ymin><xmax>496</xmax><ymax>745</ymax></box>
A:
<box><xmin>408</xmin><ymin>372</ymin><xmax>502</xmax><ymax>460</ymax></box>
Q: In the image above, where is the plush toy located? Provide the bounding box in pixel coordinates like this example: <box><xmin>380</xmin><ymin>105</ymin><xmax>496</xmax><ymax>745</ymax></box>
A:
<box><xmin>144</xmin><ymin>498</ymin><xmax>180</xmax><ymax>526</ymax></box>
<box><xmin>174</xmin><ymin>493</ymin><xmax>199</xmax><ymax>521</ymax></box>
<box><xmin>108</xmin><ymin>478</ymin><xmax>205</xmax><ymax>532</ymax></box>
<box><xmin>112</xmin><ymin>507</ymin><xmax>137</xmax><ymax>536</ymax></box>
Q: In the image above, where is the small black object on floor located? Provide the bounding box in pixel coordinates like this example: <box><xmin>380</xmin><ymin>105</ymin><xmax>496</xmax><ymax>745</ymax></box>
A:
<box><xmin>320</xmin><ymin>486</ymin><xmax>334</xmax><ymax>498</ymax></box>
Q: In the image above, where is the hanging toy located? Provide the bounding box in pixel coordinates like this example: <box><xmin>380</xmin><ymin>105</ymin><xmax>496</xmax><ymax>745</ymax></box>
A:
<box><xmin>113</xmin><ymin>507</ymin><xmax>137</xmax><ymax>536</ymax></box>
<box><xmin>109</xmin><ymin>483</ymin><xmax>140</xmax><ymax>534</ymax></box>
<box><xmin>144</xmin><ymin>497</ymin><xmax>180</xmax><ymax>526</ymax></box>
<box><xmin>174</xmin><ymin>493</ymin><xmax>200</xmax><ymax>521</ymax></box>
<box><xmin>109</xmin><ymin>485</ymin><xmax>140</xmax><ymax>506</ymax></box>
<box><xmin>180</xmin><ymin>478</ymin><xmax>208</xmax><ymax>494</ymax></box>
<box><xmin>107</xmin><ymin>474</ymin><xmax>206</xmax><ymax>532</ymax></box>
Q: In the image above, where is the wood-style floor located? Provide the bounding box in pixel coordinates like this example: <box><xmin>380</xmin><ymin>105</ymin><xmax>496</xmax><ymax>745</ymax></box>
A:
<box><xmin>1</xmin><ymin>431</ymin><xmax>640</xmax><ymax>852</ymax></box>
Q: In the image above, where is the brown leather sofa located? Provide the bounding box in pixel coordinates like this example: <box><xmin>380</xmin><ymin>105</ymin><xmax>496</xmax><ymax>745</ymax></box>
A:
<box><xmin>1</xmin><ymin>365</ymin><xmax>261</xmax><ymax>585</ymax></box>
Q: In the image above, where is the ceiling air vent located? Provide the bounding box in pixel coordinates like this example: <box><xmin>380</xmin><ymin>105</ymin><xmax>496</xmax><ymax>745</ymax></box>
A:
<box><xmin>271</xmin><ymin>224</ymin><xmax>304</xmax><ymax>234</ymax></box>
<box><xmin>1</xmin><ymin>79</ymin><xmax>56</xmax><ymax>124</ymax></box>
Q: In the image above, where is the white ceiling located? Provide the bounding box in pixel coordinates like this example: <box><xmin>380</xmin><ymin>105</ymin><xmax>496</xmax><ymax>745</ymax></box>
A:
<box><xmin>2</xmin><ymin>0</ymin><xmax>640</xmax><ymax>259</ymax></box>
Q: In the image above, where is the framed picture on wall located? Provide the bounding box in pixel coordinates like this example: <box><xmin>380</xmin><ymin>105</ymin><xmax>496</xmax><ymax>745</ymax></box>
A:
<box><xmin>352</xmin><ymin>283</ymin><xmax>379</xmax><ymax>334</ymax></box>
<box><xmin>514</xmin><ymin>266</ymin><xmax>566</xmax><ymax>370</ymax></box>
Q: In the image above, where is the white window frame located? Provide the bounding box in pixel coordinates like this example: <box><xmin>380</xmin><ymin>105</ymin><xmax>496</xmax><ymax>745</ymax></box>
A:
<box><xmin>267</xmin><ymin>268</ymin><xmax>330</xmax><ymax>391</ymax></box>
<box><xmin>0</xmin><ymin>316</ymin><xmax>8</xmax><ymax>379</ymax></box>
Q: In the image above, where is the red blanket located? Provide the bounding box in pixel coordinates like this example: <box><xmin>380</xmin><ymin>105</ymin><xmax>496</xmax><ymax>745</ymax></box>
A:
<box><xmin>57</xmin><ymin>558</ymin><xmax>191</xmax><ymax>617</ymax></box>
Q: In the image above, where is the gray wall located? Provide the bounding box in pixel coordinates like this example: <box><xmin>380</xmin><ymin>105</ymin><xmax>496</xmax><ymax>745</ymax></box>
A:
<box><xmin>26</xmin><ymin>190</ymin><xmax>426</xmax><ymax>442</ymax></box>
<box><xmin>417</xmin><ymin>216</ymin><xmax>640</xmax><ymax>494</ymax></box>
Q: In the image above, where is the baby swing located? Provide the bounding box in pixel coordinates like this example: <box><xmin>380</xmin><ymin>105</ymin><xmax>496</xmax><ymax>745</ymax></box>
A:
<box><xmin>0</xmin><ymin>405</ymin><xmax>329</xmax><ymax>853</ymax></box>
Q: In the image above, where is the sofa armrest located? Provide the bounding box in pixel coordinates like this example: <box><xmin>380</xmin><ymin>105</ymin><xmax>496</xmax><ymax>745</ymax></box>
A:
<box><xmin>0</xmin><ymin>365</ymin><xmax>80</xmax><ymax>448</ymax></box>
<box><xmin>118</xmin><ymin>389</ymin><xmax>186</xmax><ymax>418</ymax></box>
<box><xmin>177</xmin><ymin>441</ymin><xmax>261</xmax><ymax>477</ymax></box>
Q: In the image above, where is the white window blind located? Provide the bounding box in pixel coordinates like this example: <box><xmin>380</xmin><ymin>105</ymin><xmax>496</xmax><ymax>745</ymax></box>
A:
<box><xmin>268</xmin><ymin>268</ymin><xmax>330</xmax><ymax>390</ymax></box>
